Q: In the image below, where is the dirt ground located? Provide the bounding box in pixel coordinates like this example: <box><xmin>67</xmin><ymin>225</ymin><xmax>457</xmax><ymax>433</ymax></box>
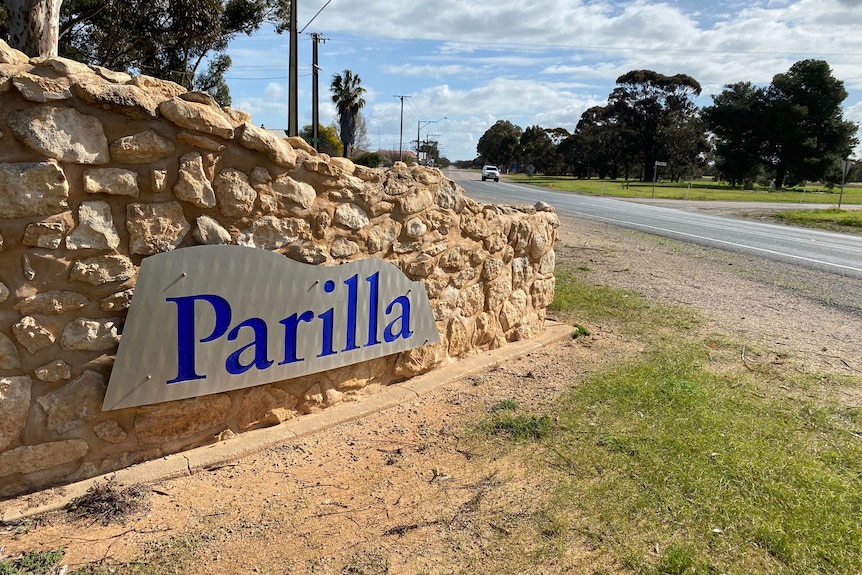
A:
<box><xmin>3</xmin><ymin>210</ymin><xmax>862</xmax><ymax>574</ymax></box>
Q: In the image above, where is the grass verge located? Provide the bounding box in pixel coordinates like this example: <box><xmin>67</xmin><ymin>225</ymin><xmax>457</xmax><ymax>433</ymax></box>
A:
<box><xmin>507</xmin><ymin>174</ymin><xmax>862</xmax><ymax>205</ymax></box>
<box><xmin>774</xmin><ymin>208</ymin><xmax>862</xmax><ymax>234</ymax></box>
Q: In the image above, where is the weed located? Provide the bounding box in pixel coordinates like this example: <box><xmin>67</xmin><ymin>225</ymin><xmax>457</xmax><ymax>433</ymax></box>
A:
<box><xmin>490</xmin><ymin>398</ymin><xmax>518</xmax><ymax>412</ymax></box>
<box><xmin>0</xmin><ymin>549</ymin><xmax>64</xmax><ymax>575</ymax></box>
<box><xmin>67</xmin><ymin>479</ymin><xmax>150</xmax><ymax>526</ymax></box>
<box><xmin>486</xmin><ymin>412</ymin><xmax>553</xmax><ymax>441</ymax></box>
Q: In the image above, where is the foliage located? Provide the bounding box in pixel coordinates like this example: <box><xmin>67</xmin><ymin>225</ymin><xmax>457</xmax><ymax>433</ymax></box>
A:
<box><xmin>54</xmin><ymin>0</ymin><xmax>290</xmax><ymax>105</ymax></box>
<box><xmin>518</xmin><ymin>125</ymin><xmax>557</xmax><ymax>174</ymax></box>
<box><xmin>353</xmin><ymin>151</ymin><xmax>382</xmax><ymax>168</ymax></box>
<box><xmin>0</xmin><ymin>549</ymin><xmax>64</xmax><ymax>575</ymax></box>
<box><xmin>705</xmin><ymin>60</ymin><xmax>858</xmax><ymax>188</ymax></box>
<box><xmin>774</xmin><ymin>208</ymin><xmax>862</xmax><ymax>233</ymax></box>
<box><xmin>330</xmin><ymin>69</ymin><xmax>366</xmax><ymax>158</ymax></box>
<box><xmin>299</xmin><ymin>123</ymin><xmax>343</xmax><ymax>157</ymax></box>
<box><xmin>476</xmin><ymin>119</ymin><xmax>522</xmax><ymax>168</ymax></box>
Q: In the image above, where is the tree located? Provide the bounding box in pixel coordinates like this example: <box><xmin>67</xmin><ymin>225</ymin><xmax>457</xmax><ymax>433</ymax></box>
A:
<box><xmin>477</xmin><ymin>120</ymin><xmax>522</xmax><ymax>169</ymax></box>
<box><xmin>330</xmin><ymin>69</ymin><xmax>366</xmax><ymax>158</ymax></box>
<box><xmin>609</xmin><ymin>70</ymin><xmax>702</xmax><ymax>180</ymax></box>
<box><xmin>3</xmin><ymin>0</ymin><xmax>63</xmax><ymax>56</ymax></box>
<box><xmin>762</xmin><ymin>59</ymin><xmax>857</xmax><ymax>188</ymax></box>
<box><xmin>518</xmin><ymin>125</ymin><xmax>556</xmax><ymax>174</ymax></box>
<box><xmin>702</xmin><ymin>82</ymin><xmax>766</xmax><ymax>186</ymax></box>
<box><xmin>300</xmin><ymin>123</ymin><xmax>342</xmax><ymax>157</ymax></box>
<box><xmin>49</xmin><ymin>0</ymin><xmax>290</xmax><ymax>105</ymax></box>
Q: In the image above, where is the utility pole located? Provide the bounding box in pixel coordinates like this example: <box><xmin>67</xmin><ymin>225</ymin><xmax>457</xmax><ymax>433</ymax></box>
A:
<box><xmin>288</xmin><ymin>0</ymin><xmax>298</xmax><ymax>136</ymax></box>
<box><xmin>310</xmin><ymin>33</ymin><xmax>326</xmax><ymax>150</ymax></box>
<box><xmin>417</xmin><ymin>118</ymin><xmax>446</xmax><ymax>165</ymax></box>
<box><xmin>394</xmin><ymin>95</ymin><xmax>408</xmax><ymax>162</ymax></box>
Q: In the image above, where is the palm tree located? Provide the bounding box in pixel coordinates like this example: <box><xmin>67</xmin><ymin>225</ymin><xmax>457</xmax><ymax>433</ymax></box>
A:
<box><xmin>330</xmin><ymin>69</ymin><xmax>366</xmax><ymax>157</ymax></box>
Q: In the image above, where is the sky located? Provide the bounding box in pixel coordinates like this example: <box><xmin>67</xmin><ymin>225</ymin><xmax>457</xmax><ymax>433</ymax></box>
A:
<box><xmin>223</xmin><ymin>0</ymin><xmax>862</xmax><ymax>162</ymax></box>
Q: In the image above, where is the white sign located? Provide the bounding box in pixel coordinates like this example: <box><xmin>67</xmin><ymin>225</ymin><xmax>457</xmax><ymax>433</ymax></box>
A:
<box><xmin>103</xmin><ymin>246</ymin><xmax>441</xmax><ymax>410</ymax></box>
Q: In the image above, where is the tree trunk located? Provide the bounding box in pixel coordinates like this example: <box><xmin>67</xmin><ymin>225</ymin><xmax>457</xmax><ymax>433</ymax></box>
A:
<box><xmin>4</xmin><ymin>0</ymin><xmax>63</xmax><ymax>57</ymax></box>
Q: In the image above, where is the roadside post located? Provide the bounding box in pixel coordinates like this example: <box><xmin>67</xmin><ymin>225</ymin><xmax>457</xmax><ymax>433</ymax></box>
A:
<box><xmin>839</xmin><ymin>159</ymin><xmax>851</xmax><ymax>208</ymax></box>
<box><xmin>652</xmin><ymin>161</ymin><xmax>667</xmax><ymax>198</ymax></box>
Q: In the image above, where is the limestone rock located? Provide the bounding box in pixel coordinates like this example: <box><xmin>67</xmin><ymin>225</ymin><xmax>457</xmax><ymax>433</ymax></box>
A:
<box><xmin>272</xmin><ymin>173</ymin><xmax>316</xmax><ymax>209</ymax></box>
<box><xmin>90</xmin><ymin>65</ymin><xmax>132</xmax><ymax>83</ymax></box>
<box><xmin>14</xmin><ymin>290</ymin><xmax>90</xmax><ymax>315</ymax></box>
<box><xmin>530</xmin><ymin>277</ymin><xmax>556</xmax><ymax>308</ymax></box>
<box><xmin>238</xmin><ymin>123</ymin><xmax>297</xmax><ymax>168</ymax></box>
<box><xmin>366</xmin><ymin>219</ymin><xmax>401</xmax><ymax>254</ymax></box>
<box><xmin>72</xmin><ymin>81</ymin><xmax>160</xmax><ymax>119</ymax></box>
<box><xmin>126</xmin><ymin>201</ymin><xmax>190</xmax><ymax>255</ymax></box>
<box><xmin>330</xmin><ymin>237</ymin><xmax>360</xmax><ymax>258</ymax></box>
<box><xmin>0</xmin><ymin>376</ymin><xmax>31</xmax><ymax>450</ymax></box>
<box><xmin>177</xmin><ymin>130</ymin><xmax>225</xmax><ymax>151</ymax></box>
<box><xmin>486</xmin><ymin>274</ymin><xmax>513</xmax><ymax>311</ymax></box>
<box><xmin>334</xmin><ymin>203</ymin><xmax>369</xmax><ymax>230</ymax></box>
<box><xmin>403</xmin><ymin>254</ymin><xmax>435</xmax><ymax>279</ymax></box>
<box><xmin>0</xmin><ymin>283</ymin><xmax>8</xmax><ymax>303</ymax></box>
<box><xmin>128</xmin><ymin>74</ymin><xmax>186</xmax><ymax>100</ymax></box>
<box><xmin>447</xmin><ymin>315</ymin><xmax>474</xmax><ymax>357</ymax></box>
<box><xmin>110</xmin><ymin>130</ymin><xmax>175</xmax><ymax>163</ymax></box>
<box><xmin>34</xmin><ymin>359</ymin><xmax>72</xmax><ymax>382</ymax></box>
<box><xmin>135</xmin><ymin>394</ymin><xmax>232</xmax><ymax>443</ymax></box>
<box><xmin>33</xmin><ymin>56</ymin><xmax>95</xmax><ymax>78</ymax></box>
<box><xmin>12</xmin><ymin>73</ymin><xmax>72</xmax><ymax>102</ymax></box>
<box><xmin>94</xmin><ymin>420</ymin><xmax>127</xmax><ymax>444</ymax></box>
<box><xmin>0</xmin><ymin>40</ymin><xmax>28</xmax><ymax>64</ymax></box>
<box><xmin>66</xmin><ymin>200</ymin><xmax>120</xmax><ymax>250</ymax></box>
<box><xmin>405</xmin><ymin>217</ymin><xmax>428</xmax><ymax>239</ymax></box>
<box><xmin>0</xmin><ymin>440</ymin><xmax>88</xmax><ymax>477</ymax></box>
<box><xmin>0</xmin><ymin>332</ymin><xmax>21</xmax><ymax>369</ymax></box>
<box><xmin>393</xmin><ymin>339</ymin><xmax>448</xmax><ymax>378</ymax></box>
<box><xmin>223</xmin><ymin>106</ymin><xmax>252</xmax><ymax>126</ymax></box>
<box><xmin>160</xmin><ymin>97</ymin><xmax>235</xmax><ymax>140</ymax></box>
<box><xmin>237</xmin><ymin>216</ymin><xmax>310</xmax><ymax>250</ymax></box>
<box><xmin>69</xmin><ymin>254</ymin><xmax>136</xmax><ymax>285</ymax></box>
<box><xmin>23</xmin><ymin>221</ymin><xmax>65</xmax><ymax>248</ymax></box>
<box><xmin>12</xmin><ymin>316</ymin><xmax>55</xmax><ymax>354</ymax></box>
<box><xmin>214</xmin><ymin>169</ymin><xmax>256</xmax><ymax>217</ymax></box>
<box><xmin>237</xmin><ymin>386</ymin><xmax>298</xmax><ymax>430</ymax></box>
<box><xmin>60</xmin><ymin>317</ymin><xmax>121</xmax><ymax>351</ymax></box>
<box><xmin>99</xmin><ymin>288</ymin><xmax>134</xmax><ymax>311</ymax></box>
<box><xmin>457</xmin><ymin>283</ymin><xmax>485</xmax><ymax>318</ymax></box>
<box><xmin>397</xmin><ymin>187</ymin><xmax>434</xmax><ymax>215</ymax></box>
<box><xmin>0</xmin><ymin>160</ymin><xmax>69</xmax><ymax>218</ymax></box>
<box><xmin>537</xmin><ymin>250</ymin><xmax>555</xmax><ymax>276</ymax></box>
<box><xmin>37</xmin><ymin>370</ymin><xmax>107</xmax><ymax>434</ymax></box>
<box><xmin>511</xmin><ymin>256</ymin><xmax>533</xmax><ymax>289</ymax></box>
<box><xmin>174</xmin><ymin>153</ymin><xmax>216</xmax><ymax>208</ymax></box>
<box><xmin>83</xmin><ymin>168</ymin><xmax>139</xmax><ymax>197</ymax></box>
<box><xmin>22</xmin><ymin>254</ymin><xmax>36</xmax><ymax>280</ymax></box>
<box><xmin>8</xmin><ymin>106</ymin><xmax>109</xmax><ymax>164</ymax></box>
<box><xmin>194</xmin><ymin>215</ymin><xmax>232</xmax><ymax>245</ymax></box>
<box><xmin>500</xmin><ymin>290</ymin><xmax>528</xmax><ymax>332</ymax></box>
<box><xmin>152</xmin><ymin>170</ymin><xmax>168</xmax><ymax>193</ymax></box>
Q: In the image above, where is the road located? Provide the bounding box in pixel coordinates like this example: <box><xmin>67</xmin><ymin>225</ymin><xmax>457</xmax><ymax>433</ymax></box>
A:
<box><xmin>446</xmin><ymin>170</ymin><xmax>862</xmax><ymax>281</ymax></box>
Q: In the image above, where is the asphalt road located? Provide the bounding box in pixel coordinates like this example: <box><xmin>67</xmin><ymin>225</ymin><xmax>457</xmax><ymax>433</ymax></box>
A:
<box><xmin>446</xmin><ymin>170</ymin><xmax>862</xmax><ymax>281</ymax></box>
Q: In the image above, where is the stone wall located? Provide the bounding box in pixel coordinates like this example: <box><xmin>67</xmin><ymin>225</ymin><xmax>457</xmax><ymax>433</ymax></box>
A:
<box><xmin>0</xmin><ymin>39</ymin><xmax>558</xmax><ymax>497</ymax></box>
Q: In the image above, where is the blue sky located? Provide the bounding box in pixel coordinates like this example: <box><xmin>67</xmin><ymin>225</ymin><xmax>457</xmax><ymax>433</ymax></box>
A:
<box><xmin>223</xmin><ymin>0</ymin><xmax>862</xmax><ymax>162</ymax></box>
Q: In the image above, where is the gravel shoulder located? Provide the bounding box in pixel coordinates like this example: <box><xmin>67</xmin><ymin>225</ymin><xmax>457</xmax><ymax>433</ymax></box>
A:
<box><xmin>3</xmin><ymin>210</ymin><xmax>862</xmax><ymax>574</ymax></box>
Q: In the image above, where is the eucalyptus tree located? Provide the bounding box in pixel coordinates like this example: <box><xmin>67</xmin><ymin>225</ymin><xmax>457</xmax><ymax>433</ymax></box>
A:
<box><xmin>477</xmin><ymin>120</ymin><xmax>522</xmax><ymax>169</ymax></box>
<box><xmin>330</xmin><ymin>69</ymin><xmax>366</xmax><ymax>158</ymax></box>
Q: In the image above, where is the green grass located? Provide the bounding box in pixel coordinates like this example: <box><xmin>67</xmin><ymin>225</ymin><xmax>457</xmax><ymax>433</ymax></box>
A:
<box><xmin>547</xmin><ymin>345</ymin><xmax>862</xmax><ymax>574</ymax></box>
<box><xmin>485</xmin><ymin>399</ymin><xmax>553</xmax><ymax>441</ymax></box>
<box><xmin>507</xmin><ymin>174</ymin><xmax>862</xmax><ymax>205</ymax></box>
<box><xmin>550</xmin><ymin>266</ymin><xmax>698</xmax><ymax>337</ymax></box>
<box><xmin>774</xmin><ymin>208</ymin><xmax>862</xmax><ymax>233</ymax></box>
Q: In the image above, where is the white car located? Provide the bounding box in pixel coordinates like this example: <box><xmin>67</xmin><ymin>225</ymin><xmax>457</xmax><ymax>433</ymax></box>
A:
<box><xmin>481</xmin><ymin>165</ymin><xmax>500</xmax><ymax>182</ymax></box>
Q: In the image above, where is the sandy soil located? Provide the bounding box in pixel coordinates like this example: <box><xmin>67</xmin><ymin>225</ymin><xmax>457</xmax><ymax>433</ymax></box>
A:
<box><xmin>3</xmin><ymin>211</ymin><xmax>862</xmax><ymax>574</ymax></box>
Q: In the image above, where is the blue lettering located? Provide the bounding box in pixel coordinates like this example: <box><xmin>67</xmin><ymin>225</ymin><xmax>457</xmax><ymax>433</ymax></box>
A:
<box><xmin>166</xmin><ymin>294</ymin><xmax>232</xmax><ymax>384</ymax></box>
<box><xmin>318</xmin><ymin>280</ymin><xmax>336</xmax><ymax>357</ymax></box>
<box><xmin>225</xmin><ymin>317</ymin><xmax>273</xmax><ymax>375</ymax></box>
<box><xmin>384</xmin><ymin>296</ymin><xmax>413</xmax><ymax>342</ymax></box>
<box><xmin>343</xmin><ymin>274</ymin><xmax>360</xmax><ymax>352</ymax></box>
<box><xmin>279</xmin><ymin>311</ymin><xmax>314</xmax><ymax>364</ymax></box>
<box><xmin>365</xmin><ymin>272</ymin><xmax>381</xmax><ymax>347</ymax></box>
